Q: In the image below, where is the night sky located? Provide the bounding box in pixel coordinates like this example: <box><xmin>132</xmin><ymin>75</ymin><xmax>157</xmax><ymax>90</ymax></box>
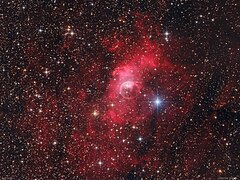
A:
<box><xmin>1</xmin><ymin>0</ymin><xmax>240</xmax><ymax>179</ymax></box>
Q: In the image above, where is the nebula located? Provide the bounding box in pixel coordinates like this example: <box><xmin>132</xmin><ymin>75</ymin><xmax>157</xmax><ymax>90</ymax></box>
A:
<box><xmin>2</xmin><ymin>1</ymin><xmax>238</xmax><ymax>179</ymax></box>
<box><xmin>62</xmin><ymin>36</ymin><xmax>196</xmax><ymax>178</ymax></box>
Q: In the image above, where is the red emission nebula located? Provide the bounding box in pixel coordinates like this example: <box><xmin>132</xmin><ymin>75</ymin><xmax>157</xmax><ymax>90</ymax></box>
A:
<box><xmin>67</xmin><ymin>39</ymin><xmax>193</xmax><ymax>177</ymax></box>
<box><xmin>2</xmin><ymin>1</ymin><xmax>239</xmax><ymax>179</ymax></box>
<box><xmin>18</xmin><ymin>22</ymin><xmax>196</xmax><ymax>178</ymax></box>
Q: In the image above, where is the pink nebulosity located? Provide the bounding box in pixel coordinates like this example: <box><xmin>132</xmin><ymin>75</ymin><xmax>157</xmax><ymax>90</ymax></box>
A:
<box><xmin>102</xmin><ymin>38</ymin><xmax>172</xmax><ymax>124</ymax></box>
<box><xmin>17</xmin><ymin>15</ymin><xmax>196</xmax><ymax>178</ymax></box>
<box><xmin>119</xmin><ymin>81</ymin><xmax>141</xmax><ymax>99</ymax></box>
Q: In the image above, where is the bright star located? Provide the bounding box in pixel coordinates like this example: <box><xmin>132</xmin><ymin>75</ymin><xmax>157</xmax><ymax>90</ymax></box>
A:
<box><xmin>138</xmin><ymin>136</ymin><xmax>143</xmax><ymax>141</ymax></box>
<box><xmin>44</xmin><ymin>68</ymin><xmax>50</xmax><ymax>75</ymax></box>
<box><xmin>92</xmin><ymin>110</ymin><xmax>99</xmax><ymax>117</ymax></box>
<box><xmin>70</xmin><ymin>31</ymin><xmax>75</xmax><ymax>36</ymax></box>
<box><xmin>164</xmin><ymin>31</ymin><xmax>170</xmax><ymax>42</ymax></box>
<box><xmin>155</xmin><ymin>98</ymin><xmax>162</xmax><ymax>105</ymax></box>
<box><xmin>164</xmin><ymin>31</ymin><xmax>170</xmax><ymax>36</ymax></box>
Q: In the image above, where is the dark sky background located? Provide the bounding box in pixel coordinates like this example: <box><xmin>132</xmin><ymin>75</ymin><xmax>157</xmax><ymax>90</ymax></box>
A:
<box><xmin>1</xmin><ymin>0</ymin><xmax>240</xmax><ymax>179</ymax></box>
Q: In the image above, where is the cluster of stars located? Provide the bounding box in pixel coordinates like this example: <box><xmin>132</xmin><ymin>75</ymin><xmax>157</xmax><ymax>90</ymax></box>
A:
<box><xmin>65</xmin><ymin>26</ymin><xmax>75</xmax><ymax>36</ymax></box>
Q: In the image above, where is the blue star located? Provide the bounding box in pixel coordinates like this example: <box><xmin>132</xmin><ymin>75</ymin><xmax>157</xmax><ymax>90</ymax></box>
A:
<box><xmin>155</xmin><ymin>98</ymin><xmax>162</xmax><ymax>105</ymax></box>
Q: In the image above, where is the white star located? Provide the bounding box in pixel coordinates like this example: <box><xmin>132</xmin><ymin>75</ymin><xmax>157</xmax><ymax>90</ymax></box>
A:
<box><xmin>155</xmin><ymin>98</ymin><xmax>162</xmax><ymax>105</ymax></box>
<box><xmin>164</xmin><ymin>31</ymin><xmax>170</xmax><ymax>42</ymax></box>
<box><xmin>53</xmin><ymin>141</ymin><xmax>57</xmax><ymax>145</ymax></box>
<box><xmin>98</xmin><ymin>161</ymin><xmax>103</xmax><ymax>166</ymax></box>
<box><xmin>93</xmin><ymin>110</ymin><xmax>99</xmax><ymax>117</ymax></box>
<box><xmin>138</xmin><ymin>136</ymin><xmax>143</xmax><ymax>141</ymax></box>
<box><xmin>164</xmin><ymin>31</ymin><xmax>170</xmax><ymax>36</ymax></box>
<box><xmin>44</xmin><ymin>68</ymin><xmax>50</xmax><ymax>75</ymax></box>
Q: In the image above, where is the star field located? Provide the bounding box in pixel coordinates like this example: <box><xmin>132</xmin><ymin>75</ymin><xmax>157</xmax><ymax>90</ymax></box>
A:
<box><xmin>1</xmin><ymin>0</ymin><xmax>240</xmax><ymax>179</ymax></box>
